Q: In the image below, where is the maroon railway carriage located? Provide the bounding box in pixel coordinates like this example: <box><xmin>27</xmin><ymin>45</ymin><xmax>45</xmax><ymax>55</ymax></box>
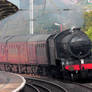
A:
<box><xmin>0</xmin><ymin>34</ymin><xmax>52</xmax><ymax>74</ymax></box>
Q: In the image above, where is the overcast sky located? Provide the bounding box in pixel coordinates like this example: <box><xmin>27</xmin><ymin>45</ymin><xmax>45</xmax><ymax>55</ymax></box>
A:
<box><xmin>7</xmin><ymin>0</ymin><xmax>80</xmax><ymax>7</ymax></box>
<box><xmin>7</xmin><ymin>0</ymin><xmax>88</xmax><ymax>9</ymax></box>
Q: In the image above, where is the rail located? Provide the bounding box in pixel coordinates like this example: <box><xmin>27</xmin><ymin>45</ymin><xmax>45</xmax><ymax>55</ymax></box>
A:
<box><xmin>25</xmin><ymin>77</ymin><xmax>67</xmax><ymax>92</ymax></box>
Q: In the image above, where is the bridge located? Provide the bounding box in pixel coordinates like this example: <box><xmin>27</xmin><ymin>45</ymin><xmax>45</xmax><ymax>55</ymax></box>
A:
<box><xmin>0</xmin><ymin>0</ymin><xmax>18</xmax><ymax>20</ymax></box>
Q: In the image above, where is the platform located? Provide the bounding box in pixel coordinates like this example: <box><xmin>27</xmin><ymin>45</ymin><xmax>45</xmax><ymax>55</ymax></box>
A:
<box><xmin>0</xmin><ymin>71</ymin><xmax>26</xmax><ymax>92</ymax></box>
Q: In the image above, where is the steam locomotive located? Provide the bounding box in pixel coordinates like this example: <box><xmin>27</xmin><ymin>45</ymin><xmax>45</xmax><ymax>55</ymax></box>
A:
<box><xmin>0</xmin><ymin>28</ymin><xmax>91</xmax><ymax>79</ymax></box>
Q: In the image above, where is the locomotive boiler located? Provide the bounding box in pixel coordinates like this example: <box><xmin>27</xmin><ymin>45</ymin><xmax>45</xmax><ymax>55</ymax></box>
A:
<box><xmin>0</xmin><ymin>28</ymin><xmax>91</xmax><ymax>79</ymax></box>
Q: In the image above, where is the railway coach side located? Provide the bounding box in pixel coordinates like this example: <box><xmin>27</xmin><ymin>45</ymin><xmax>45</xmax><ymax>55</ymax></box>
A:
<box><xmin>0</xmin><ymin>34</ymin><xmax>52</xmax><ymax>75</ymax></box>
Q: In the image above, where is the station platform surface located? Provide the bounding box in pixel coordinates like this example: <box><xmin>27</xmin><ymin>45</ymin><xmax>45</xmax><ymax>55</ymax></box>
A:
<box><xmin>0</xmin><ymin>71</ymin><xmax>26</xmax><ymax>92</ymax></box>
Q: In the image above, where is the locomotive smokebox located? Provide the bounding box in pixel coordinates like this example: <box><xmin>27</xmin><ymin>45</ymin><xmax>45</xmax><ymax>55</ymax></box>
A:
<box><xmin>55</xmin><ymin>28</ymin><xmax>91</xmax><ymax>59</ymax></box>
<box><xmin>69</xmin><ymin>32</ymin><xmax>91</xmax><ymax>58</ymax></box>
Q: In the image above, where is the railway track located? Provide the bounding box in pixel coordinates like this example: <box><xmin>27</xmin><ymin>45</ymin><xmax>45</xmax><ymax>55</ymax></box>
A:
<box><xmin>73</xmin><ymin>82</ymin><xmax>92</xmax><ymax>92</ymax></box>
<box><xmin>54</xmin><ymin>80</ymin><xmax>92</xmax><ymax>92</ymax></box>
<box><xmin>23</xmin><ymin>83</ymin><xmax>40</xmax><ymax>92</ymax></box>
<box><xmin>52</xmin><ymin>79</ymin><xmax>92</xmax><ymax>92</ymax></box>
<box><xmin>23</xmin><ymin>77</ymin><xmax>67</xmax><ymax>92</ymax></box>
<box><xmin>24</xmin><ymin>76</ymin><xmax>92</xmax><ymax>92</ymax></box>
<box><xmin>20</xmin><ymin>74</ymin><xmax>92</xmax><ymax>92</ymax></box>
<box><xmin>33</xmin><ymin>84</ymin><xmax>50</xmax><ymax>92</ymax></box>
<box><xmin>82</xmin><ymin>83</ymin><xmax>92</xmax><ymax>89</ymax></box>
<box><xmin>65</xmin><ymin>82</ymin><xmax>92</xmax><ymax>92</ymax></box>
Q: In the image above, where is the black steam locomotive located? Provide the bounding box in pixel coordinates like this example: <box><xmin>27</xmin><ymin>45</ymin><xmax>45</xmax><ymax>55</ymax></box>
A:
<box><xmin>48</xmin><ymin>28</ymin><xmax>91</xmax><ymax>79</ymax></box>
<box><xmin>0</xmin><ymin>28</ymin><xmax>91</xmax><ymax>80</ymax></box>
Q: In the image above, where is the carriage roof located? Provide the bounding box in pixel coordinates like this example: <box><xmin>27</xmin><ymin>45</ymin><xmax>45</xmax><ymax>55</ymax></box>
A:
<box><xmin>0</xmin><ymin>34</ymin><xmax>51</xmax><ymax>42</ymax></box>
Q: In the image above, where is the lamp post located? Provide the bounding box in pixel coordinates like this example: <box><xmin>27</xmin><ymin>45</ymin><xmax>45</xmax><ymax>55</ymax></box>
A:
<box><xmin>29</xmin><ymin>0</ymin><xmax>34</xmax><ymax>35</ymax></box>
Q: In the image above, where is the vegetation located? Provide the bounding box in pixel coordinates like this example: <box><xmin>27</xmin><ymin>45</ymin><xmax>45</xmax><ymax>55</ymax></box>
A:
<box><xmin>83</xmin><ymin>11</ymin><xmax>92</xmax><ymax>40</ymax></box>
<box><xmin>85</xmin><ymin>27</ymin><xmax>92</xmax><ymax>41</ymax></box>
<box><xmin>83</xmin><ymin>11</ymin><xmax>92</xmax><ymax>31</ymax></box>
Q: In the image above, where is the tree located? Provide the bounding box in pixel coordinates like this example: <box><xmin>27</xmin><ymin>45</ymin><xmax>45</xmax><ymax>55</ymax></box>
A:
<box><xmin>85</xmin><ymin>27</ymin><xmax>92</xmax><ymax>41</ymax></box>
<box><xmin>83</xmin><ymin>11</ymin><xmax>92</xmax><ymax>31</ymax></box>
<box><xmin>83</xmin><ymin>11</ymin><xmax>92</xmax><ymax>40</ymax></box>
